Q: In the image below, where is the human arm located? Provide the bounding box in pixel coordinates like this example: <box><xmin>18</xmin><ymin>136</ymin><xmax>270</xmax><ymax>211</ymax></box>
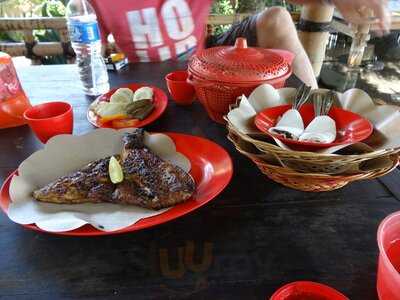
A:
<box><xmin>288</xmin><ymin>0</ymin><xmax>391</xmax><ymax>34</ymax></box>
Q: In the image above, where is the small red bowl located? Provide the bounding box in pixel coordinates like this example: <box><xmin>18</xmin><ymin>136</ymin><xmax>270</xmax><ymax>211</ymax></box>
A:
<box><xmin>254</xmin><ymin>104</ymin><xmax>373</xmax><ymax>151</ymax></box>
<box><xmin>165</xmin><ymin>70</ymin><xmax>195</xmax><ymax>105</ymax></box>
<box><xmin>24</xmin><ymin>101</ymin><xmax>73</xmax><ymax>143</ymax></box>
<box><xmin>270</xmin><ymin>281</ymin><xmax>349</xmax><ymax>300</ymax></box>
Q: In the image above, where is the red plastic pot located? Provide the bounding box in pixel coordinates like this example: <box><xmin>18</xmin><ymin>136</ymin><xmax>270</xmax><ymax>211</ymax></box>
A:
<box><xmin>187</xmin><ymin>37</ymin><xmax>294</xmax><ymax>123</ymax></box>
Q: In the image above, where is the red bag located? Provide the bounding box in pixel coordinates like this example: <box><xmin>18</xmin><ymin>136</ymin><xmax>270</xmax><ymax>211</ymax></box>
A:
<box><xmin>0</xmin><ymin>52</ymin><xmax>31</xmax><ymax>129</ymax></box>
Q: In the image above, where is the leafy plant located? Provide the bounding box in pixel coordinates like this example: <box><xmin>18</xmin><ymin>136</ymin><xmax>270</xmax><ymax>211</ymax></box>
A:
<box><xmin>0</xmin><ymin>0</ymin><xmax>67</xmax><ymax>64</ymax></box>
<box><xmin>35</xmin><ymin>0</ymin><xmax>68</xmax><ymax>64</ymax></box>
<box><xmin>210</xmin><ymin>0</ymin><xmax>300</xmax><ymax>36</ymax></box>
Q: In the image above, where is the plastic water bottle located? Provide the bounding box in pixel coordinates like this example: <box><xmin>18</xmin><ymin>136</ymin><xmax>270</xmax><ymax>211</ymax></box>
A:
<box><xmin>66</xmin><ymin>0</ymin><xmax>110</xmax><ymax>96</ymax></box>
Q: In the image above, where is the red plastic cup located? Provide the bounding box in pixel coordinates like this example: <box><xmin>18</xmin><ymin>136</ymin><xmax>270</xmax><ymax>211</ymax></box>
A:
<box><xmin>377</xmin><ymin>211</ymin><xmax>400</xmax><ymax>300</ymax></box>
<box><xmin>165</xmin><ymin>70</ymin><xmax>195</xmax><ymax>105</ymax></box>
<box><xmin>270</xmin><ymin>281</ymin><xmax>349</xmax><ymax>300</ymax></box>
<box><xmin>23</xmin><ymin>101</ymin><xmax>73</xmax><ymax>143</ymax></box>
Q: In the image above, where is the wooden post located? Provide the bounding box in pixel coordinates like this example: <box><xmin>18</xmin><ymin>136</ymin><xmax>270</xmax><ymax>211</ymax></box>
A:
<box><xmin>298</xmin><ymin>3</ymin><xmax>334</xmax><ymax>77</ymax></box>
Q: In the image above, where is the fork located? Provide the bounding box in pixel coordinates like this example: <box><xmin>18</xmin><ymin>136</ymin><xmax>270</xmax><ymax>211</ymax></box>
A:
<box><xmin>313</xmin><ymin>90</ymin><xmax>336</xmax><ymax>116</ymax></box>
<box><xmin>292</xmin><ymin>83</ymin><xmax>312</xmax><ymax>110</ymax></box>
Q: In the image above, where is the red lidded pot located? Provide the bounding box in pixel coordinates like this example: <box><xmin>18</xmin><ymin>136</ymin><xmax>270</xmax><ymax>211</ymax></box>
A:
<box><xmin>187</xmin><ymin>37</ymin><xmax>294</xmax><ymax>123</ymax></box>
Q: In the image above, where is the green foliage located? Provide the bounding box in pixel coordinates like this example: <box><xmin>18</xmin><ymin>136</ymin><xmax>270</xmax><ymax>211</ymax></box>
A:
<box><xmin>211</xmin><ymin>0</ymin><xmax>235</xmax><ymax>36</ymax></box>
<box><xmin>211</xmin><ymin>0</ymin><xmax>235</xmax><ymax>15</ymax></box>
<box><xmin>0</xmin><ymin>0</ymin><xmax>67</xmax><ymax>64</ymax></box>
<box><xmin>42</xmin><ymin>0</ymin><xmax>66</xmax><ymax>17</ymax></box>
<box><xmin>210</xmin><ymin>0</ymin><xmax>301</xmax><ymax>36</ymax></box>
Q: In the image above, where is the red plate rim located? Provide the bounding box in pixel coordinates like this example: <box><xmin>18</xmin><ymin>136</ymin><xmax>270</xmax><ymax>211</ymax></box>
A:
<box><xmin>0</xmin><ymin>133</ymin><xmax>233</xmax><ymax>236</ymax></box>
<box><xmin>270</xmin><ymin>281</ymin><xmax>349</xmax><ymax>300</ymax></box>
<box><xmin>254</xmin><ymin>104</ymin><xmax>374</xmax><ymax>148</ymax></box>
<box><xmin>87</xmin><ymin>83</ymin><xmax>168</xmax><ymax>128</ymax></box>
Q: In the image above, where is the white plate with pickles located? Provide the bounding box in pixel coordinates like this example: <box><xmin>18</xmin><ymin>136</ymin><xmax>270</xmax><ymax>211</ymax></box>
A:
<box><xmin>87</xmin><ymin>83</ymin><xmax>168</xmax><ymax>129</ymax></box>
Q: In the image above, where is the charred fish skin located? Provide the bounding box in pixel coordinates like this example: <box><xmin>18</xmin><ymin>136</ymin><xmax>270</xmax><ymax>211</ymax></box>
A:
<box><xmin>32</xmin><ymin>157</ymin><xmax>116</xmax><ymax>204</ymax></box>
<box><xmin>122</xmin><ymin>128</ymin><xmax>145</xmax><ymax>150</ymax></box>
<box><xmin>32</xmin><ymin>129</ymin><xmax>195</xmax><ymax>210</ymax></box>
<box><xmin>114</xmin><ymin>130</ymin><xmax>195</xmax><ymax>210</ymax></box>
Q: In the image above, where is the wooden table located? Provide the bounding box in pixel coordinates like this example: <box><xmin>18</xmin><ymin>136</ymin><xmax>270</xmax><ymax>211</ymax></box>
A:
<box><xmin>1</xmin><ymin>62</ymin><xmax>399</xmax><ymax>300</ymax></box>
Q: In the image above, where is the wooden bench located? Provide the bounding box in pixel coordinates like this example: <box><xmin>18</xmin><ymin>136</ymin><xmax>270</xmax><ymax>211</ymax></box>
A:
<box><xmin>0</xmin><ymin>17</ymin><xmax>74</xmax><ymax>64</ymax></box>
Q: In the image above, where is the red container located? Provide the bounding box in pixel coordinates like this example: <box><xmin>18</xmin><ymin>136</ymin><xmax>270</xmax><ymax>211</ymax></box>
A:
<box><xmin>270</xmin><ymin>281</ymin><xmax>349</xmax><ymax>300</ymax></box>
<box><xmin>165</xmin><ymin>70</ymin><xmax>195</xmax><ymax>105</ymax></box>
<box><xmin>377</xmin><ymin>211</ymin><xmax>400</xmax><ymax>300</ymax></box>
<box><xmin>188</xmin><ymin>37</ymin><xmax>294</xmax><ymax>123</ymax></box>
<box><xmin>23</xmin><ymin>101</ymin><xmax>73</xmax><ymax>143</ymax></box>
<box><xmin>0</xmin><ymin>52</ymin><xmax>32</xmax><ymax>129</ymax></box>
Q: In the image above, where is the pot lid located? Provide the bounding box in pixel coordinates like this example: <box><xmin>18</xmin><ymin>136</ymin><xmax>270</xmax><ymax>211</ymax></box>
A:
<box><xmin>188</xmin><ymin>38</ymin><xmax>292</xmax><ymax>83</ymax></box>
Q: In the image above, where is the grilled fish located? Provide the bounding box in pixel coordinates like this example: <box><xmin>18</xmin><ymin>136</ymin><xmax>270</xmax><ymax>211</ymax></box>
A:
<box><xmin>32</xmin><ymin>157</ymin><xmax>116</xmax><ymax>204</ymax></box>
<box><xmin>32</xmin><ymin>129</ymin><xmax>195</xmax><ymax>210</ymax></box>
<box><xmin>113</xmin><ymin>129</ymin><xmax>195</xmax><ymax>209</ymax></box>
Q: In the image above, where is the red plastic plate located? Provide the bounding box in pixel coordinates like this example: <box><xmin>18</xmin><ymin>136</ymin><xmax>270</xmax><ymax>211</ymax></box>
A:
<box><xmin>270</xmin><ymin>281</ymin><xmax>349</xmax><ymax>300</ymax></box>
<box><xmin>254</xmin><ymin>104</ymin><xmax>373</xmax><ymax>151</ymax></box>
<box><xmin>87</xmin><ymin>83</ymin><xmax>168</xmax><ymax>128</ymax></box>
<box><xmin>0</xmin><ymin>133</ymin><xmax>233</xmax><ymax>236</ymax></box>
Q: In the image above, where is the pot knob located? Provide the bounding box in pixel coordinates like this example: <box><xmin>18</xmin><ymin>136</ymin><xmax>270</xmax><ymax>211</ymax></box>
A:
<box><xmin>234</xmin><ymin>38</ymin><xmax>248</xmax><ymax>49</ymax></box>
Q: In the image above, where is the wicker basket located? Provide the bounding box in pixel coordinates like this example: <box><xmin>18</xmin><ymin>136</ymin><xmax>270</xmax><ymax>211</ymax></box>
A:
<box><xmin>225</xmin><ymin>99</ymin><xmax>400</xmax><ymax>175</ymax></box>
<box><xmin>228</xmin><ymin>130</ymin><xmax>399</xmax><ymax>192</ymax></box>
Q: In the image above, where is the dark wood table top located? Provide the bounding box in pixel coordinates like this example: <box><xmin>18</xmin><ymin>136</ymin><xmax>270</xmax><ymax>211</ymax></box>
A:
<box><xmin>1</xmin><ymin>61</ymin><xmax>399</xmax><ymax>300</ymax></box>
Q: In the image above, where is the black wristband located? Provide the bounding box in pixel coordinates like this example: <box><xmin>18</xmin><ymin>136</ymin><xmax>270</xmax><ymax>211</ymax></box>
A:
<box><xmin>297</xmin><ymin>18</ymin><xmax>332</xmax><ymax>32</ymax></box>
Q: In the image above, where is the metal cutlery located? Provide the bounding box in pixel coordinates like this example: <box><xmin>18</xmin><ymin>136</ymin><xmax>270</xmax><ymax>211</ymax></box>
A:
<box><xmin>292</xmin><ymin>83</ymin><xmax>312</xmax><ymax>110</ymax></box>
<box><xmin>312</xmin><ymin>90</ymin><xmax>337</xmax><ymax>116</ymax></box>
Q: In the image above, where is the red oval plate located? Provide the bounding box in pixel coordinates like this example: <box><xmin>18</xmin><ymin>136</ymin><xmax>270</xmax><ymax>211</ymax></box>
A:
<box><xmin>0</xmin><ymin>133</ymin><xmax>233</xmax><ymax>236</ymax></box>
<box><xmin>270</xmin><ymin>281</ymin><xmax>349</xmax><ymax>300</ymax></box>
<box><xmin>87</xmin><ymin>83</ymin><xmax>168</xmax><ymax>128</ymax></box>
<box><xmin>254</xmin><ymin>104</ymin><xmax>373</xmax><ymax>151</ymax></box>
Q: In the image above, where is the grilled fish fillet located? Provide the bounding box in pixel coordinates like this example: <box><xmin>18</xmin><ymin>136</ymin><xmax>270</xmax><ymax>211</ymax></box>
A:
<box><xmin>113</xmin><ymin>129</ymin><xmax>195</xmax><ymax>209</ymax></box>
<box><xmin>32</xmin><ymin>129</ymin><xmax>195</xmax><ymax>210</ymax></box>
<box><xmin>32</xmin><ymin>157</ymin><xmax>116</xmax><ymax>204</ymax></box>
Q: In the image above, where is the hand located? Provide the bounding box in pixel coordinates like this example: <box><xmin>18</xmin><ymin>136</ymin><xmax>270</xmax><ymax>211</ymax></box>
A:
<box><xmin>331</xmin><ymin>0</ymin><xmax>391</xmax><ymax>35</ymax></box>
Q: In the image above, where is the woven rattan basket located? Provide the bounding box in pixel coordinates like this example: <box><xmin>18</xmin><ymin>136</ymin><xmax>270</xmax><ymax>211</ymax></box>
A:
<box><xmin>225</xmin><ymin>99</ymin><xmax>400</xmax><ymax>175</ymax></box>
<box><xmin>227</xmin><ymin>130</ymin><xmax>399</xmax><ymax>192</ymax></box>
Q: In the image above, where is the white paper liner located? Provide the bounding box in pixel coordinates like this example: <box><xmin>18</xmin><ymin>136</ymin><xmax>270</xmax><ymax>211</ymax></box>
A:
<box><xmin>8</xmin><ymin>128</ymin><xmax>191</xmax><ymax>232</ymax></box>
<box><xmin>227</xmin><ymin>83</ymin><xmax>400</xmax><ymax>153</ymax></box>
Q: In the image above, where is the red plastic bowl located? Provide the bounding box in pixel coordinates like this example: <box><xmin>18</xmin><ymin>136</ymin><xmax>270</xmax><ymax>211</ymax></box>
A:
<box><xmin>254</xmin><ymin>104</ymin><xmax>373</xmax><ymax>151</ymax></box>
<box><xmin>270</xmin><ymin>281</ymin><xmax>349</xmax><ymax>300</ymax></box>
<box><xmin>23</xmin><ymin>101</ymin><xmax>73</xmax><ymax>143</ymax></box>
<box><xmin>165</xmin><ymin>70</ymin><xmax>195</xmax><ymax>105</ymax></box>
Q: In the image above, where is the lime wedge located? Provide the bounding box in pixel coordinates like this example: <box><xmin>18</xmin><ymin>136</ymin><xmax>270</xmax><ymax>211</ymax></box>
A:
<box><xmin>109</xmin><ymin>156</ymin><xmax>124</xmax><ymax>184</ymax></box>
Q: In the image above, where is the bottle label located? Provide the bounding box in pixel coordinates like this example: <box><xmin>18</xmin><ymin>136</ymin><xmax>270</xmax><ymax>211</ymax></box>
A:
<box><xmin>69</xmin><ymin>20</ymin><xmax>100</xmax><ymax>43</ymax></box>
